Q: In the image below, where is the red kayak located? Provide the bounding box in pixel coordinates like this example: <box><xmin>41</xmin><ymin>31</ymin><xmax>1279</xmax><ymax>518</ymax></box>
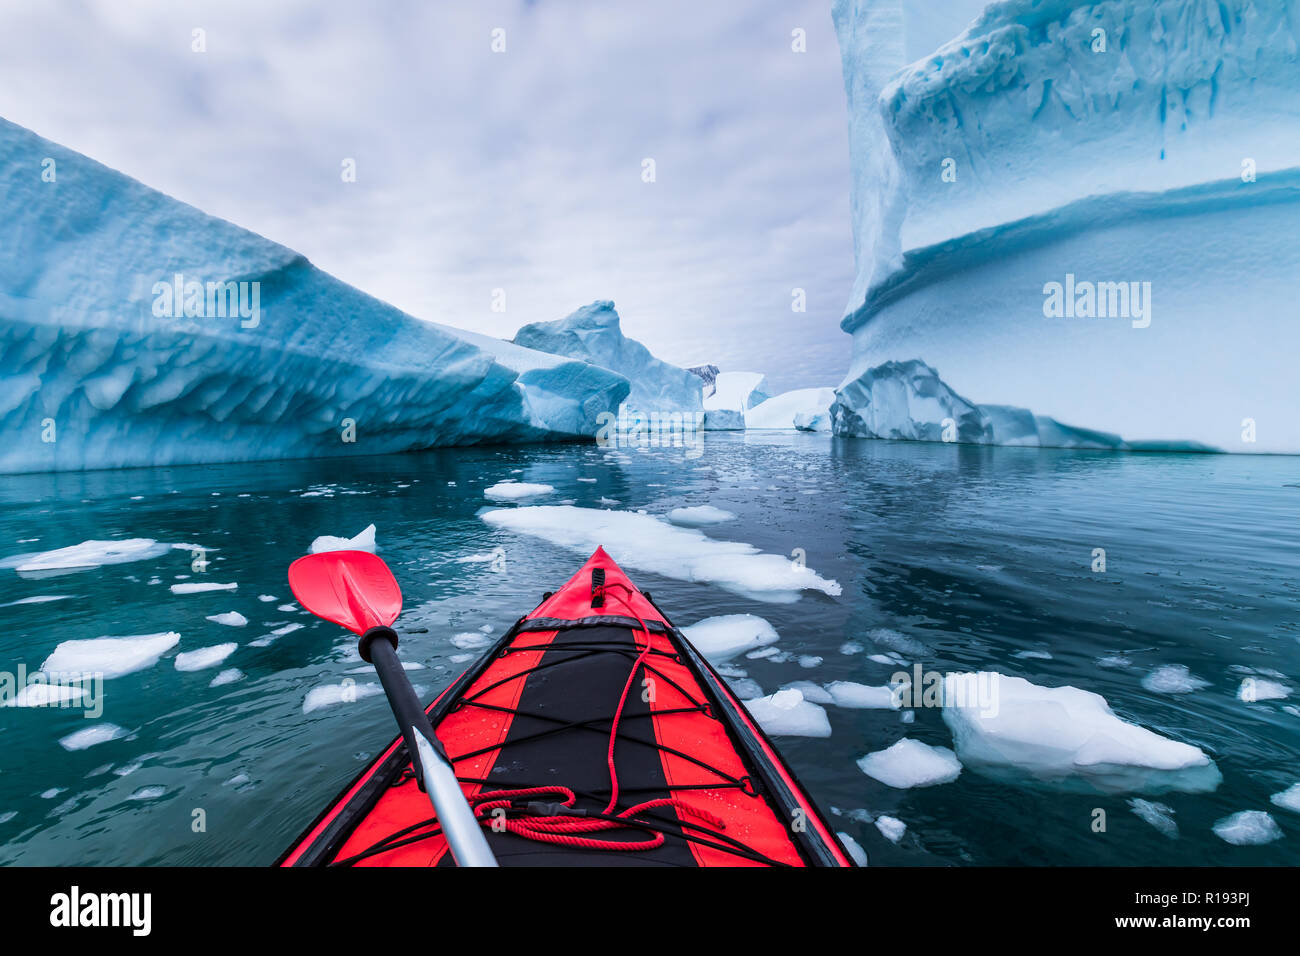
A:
<box><xmin>278</xmin><ymin>547</ymin><xmax>852</xmax><ymax>867</ymax></box>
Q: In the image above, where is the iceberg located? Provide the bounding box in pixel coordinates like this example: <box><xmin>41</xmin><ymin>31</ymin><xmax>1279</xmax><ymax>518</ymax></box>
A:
<box><xmin>702</xmin><ymin>371</ymin><xmax>771</xmax><ymax>430</ymax></box>
<box><xmin>831</xmin><ymin>0</ymin><xmax>1300</xmax><ymax>453</ymax></box>
<box><xmin>0</xmin><ymin>118</ymin><xmax>629</xmax><ymax>473</ymax></box>
<box><xmin>746</xmin><ymin>388</ymin><xmax>837</xmax><ymax>432</ymax></box>
<box><xmin>513</xmin><ymin>301</ymin><xmax>703</xmax><ymax>414</ymax></box>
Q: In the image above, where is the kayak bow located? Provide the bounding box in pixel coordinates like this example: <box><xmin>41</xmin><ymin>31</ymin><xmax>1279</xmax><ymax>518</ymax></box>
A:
<box><xmin>279</xmin><ymin>547</ymin><xmax>853</xmax><ymax>867</ymax></box>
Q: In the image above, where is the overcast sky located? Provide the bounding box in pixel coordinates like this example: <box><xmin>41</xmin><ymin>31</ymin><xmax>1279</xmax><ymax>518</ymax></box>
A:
<box><xmin>0</xmin><ymin>0</ymin><xmax>859</xmax><ymax>391</ymax></box>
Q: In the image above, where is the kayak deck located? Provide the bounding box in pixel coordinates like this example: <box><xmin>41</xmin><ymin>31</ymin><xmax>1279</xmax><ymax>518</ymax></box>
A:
<box><xmin>279</xmin><ymin>548</ymin><xmax>851</xmax><ymax>867</ymax></box>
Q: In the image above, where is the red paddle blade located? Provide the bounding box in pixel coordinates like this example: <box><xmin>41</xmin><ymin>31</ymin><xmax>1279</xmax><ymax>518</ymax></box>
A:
<box><xmin>288</xmin><ymin>550</ymin><xmax>402</xmax><ymax>635</ymax></box>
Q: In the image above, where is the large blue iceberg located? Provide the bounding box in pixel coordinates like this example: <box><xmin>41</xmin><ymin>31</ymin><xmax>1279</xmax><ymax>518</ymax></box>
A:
<box><xmin>0</xmin><ymin>118</ymin><xmax>629</xmax><ymax>473</ymax></box>
<box><xmin>832</xmin><ymin>0</ymin><xmax>1300</xmax><ymax>453</ymax></box>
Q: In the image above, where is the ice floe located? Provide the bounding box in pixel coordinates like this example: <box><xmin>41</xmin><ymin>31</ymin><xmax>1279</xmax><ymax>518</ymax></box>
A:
<box><xmin>1129</xmin><ymin>798</ymin><xmax>1179</xmax><ymax>838</ymax></box>
<box><xmin>482</xmin><ymin>505</ymin><xmax>841</xmax><ymax>602</ymax></box>
<box><xmin>174</xmin><ymin>643</ymin><xmax>237</xmax><ymax>672</ymax></box>
<box><xmin>837</xmin><ymin>831</ymin><xmax>868</xmax><ymax>865</ymax></box>
<box><xmin>1141</xmin><ymin>664</ymin><xmax>1210</xmax><ymax>694</ymax></box>
<box><xmin>874</xmin><ymin>815</ymin><xmax>907</xmax><ymax>843</ymax></box>
<box><xmin>1</xmin><ymin>683</ymin><xmax>87</xmax><ymax>708</ymax></box>
<box><xmin>303</xmin><ymin>682</ymin><xmax>383</xmax><ymax>714</ymax></box>
<box><xmin>310</xmin><ymin>523</ymin><xmax>377</xmax><ymax>554</ymax></box>
<box><xmin>743</xmin><ymin>688</ymin><xmax>832</xmax><ymax>737</ymax></box>
<box><xmin>666</xmin><ymin>505</ymin><xmax>736</xmax><ymax>527</ymax></box>
<box><xmin>484</xmin><ymin>482</ymin><xmax>554</xmax><ymax>502</ymax></box>
<box><xmin>0</xmin><ymin>594</ymin><xmax>73</xmax><ymax>607</ymax></box>
<box><xmin>682</xmin><ymin>614</ymin><xmax>779</xmax><ymax>661</ymax></box>
<box><xmin>42</xmin><ymin>632</ymin><xmax>179</xmax><ymax>679</ymax></box>
<box><xmin>206</xmin><ymin>611</ymin><xmax>248</xmax><ymax>627</ymax></box>
<box><xmin>170</xmin><ymin>582</ymin><xmax>237</xmax><ymax>594</ymax></box>
<box><xmin>825</xmin><ymin>681</ymin><xmax>903</xmax><ymax>710</ymax></box>
<box><xmin>856</xmin><ymin>738</ymin><xmax>961</xmax><ymax>789</ymax></box>
<box><xmin>942</xmin><ymin>672</ymin><xmax>1220</xmax><ymax>793</ymax></box>
<box><xmin>1238</xmin><ymin>678</ymin><xmax>1291</xmax><ymax>702</ymax></box>
<box><xmin>59</xmin><ymin>723</ymin><xmax>127</xmax><ymax>751</ymax></box>
<box><xmin>1212</xmin><ymin>811</ymin><xmax>1283</xmax><ymax>845</ymax></box>
<box><xmin>1269</xmin><ymin>783</ymin><xmax>1300</xmax><ymax>814</ymax></box>
<box><xmin>2</xmin><ymin>538</ymin><xmax>173</xmax><ymax>576</ymax></box>
<box><xmin>209</xmin><ymin>668</ymin><xmax>244</xmax><ymax>687</ymax></box>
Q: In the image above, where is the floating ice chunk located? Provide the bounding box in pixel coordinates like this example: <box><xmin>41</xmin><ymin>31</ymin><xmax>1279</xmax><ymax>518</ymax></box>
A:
<box><xmin>257</xmin><ymin>595</ymin><xmax>277</xmax><ymax>602</ymax></box>
<box><xmin>484</xmin><ymin>482</ymin><xmax>554</xmax><ymax>502</ymax></box>
<box><xmin>1238</xmin><ymin>678</ymin><xmax>1291</xmax><ymax>702</ymax></box>
<box><xmin>1269</xmin><ymin>783</ymin><xmax>1300</xmax><ymax>813</ymax></box>
<box><xmin>942</xmin><ymin>672</ymin><xmax>1220</xmax><ymax>793</ymax></box>
<box><xmin>667</xmin><ymin>505</ymin><xmax>736</xmax><ymax>527</ymax></box>
<box><xmin>174</xmin><ymin>643</ymin><xmax>237</xmax><ymax>672</ymax></box>
<box><xmin>206</xmin><ymin>611</ymin><xmax>248</xmax><ymax>627</ymax></box>
<box><xmin>728</xmin><ymin>678</ymin><xmax>763</xmax><ymax>700</ymax></box>
<box><xmin>826</xmin><ymin>681</ymin><xmax>903</xmax><ymax>710</ymax></box>
<box><xmin>5</xmin><ymin>538</ymin><xmax>171</xmax><ymax>575</ymax></box>
<box><xmin>303</xmin><ymin>682</ymin><xmax>383</xmax><ymax>714</ymax></box>
<box><xmin>249</xmin><ymin>621</ymin><xmax>304</xmax><ymax>647</ymax></box>
<box><xmin>1212</xmin><ymin>811</ymin><xmax>1284</xmax><ymax>845</ymax></box>
<box><xmin>837</xmin><ymin>831</ymin><xmax>869</xmax><ymax>865</ymax></box>
<box><xmin>1097</xmin><ymin>654</ymin><xmax>1132</xmax><ymax>669</ymax></box>
<box><xmin>0</xmin><ymin>594</ymin><xmax>73</xmax><ymax>607</ymax></box>
<box><xmin>798</xmin><ymin>655</ymin><xmax>823</xmax><ymax>669</ymax></box>
<box><xmin>1013</xmin><ymin>650</ymin><xmax>1053</xmax><ymax>660</ymax></box>
<box><xmin>856</xmin><ymin>738</ymin><xmax>961</xmax><ymax>788</ymax></box>
<box><xmin>40</xmin><ymin>788</ymin><xmax>64</xmax><ymax>799</ymax></box>
<box><xmin>598</xmin><ymin>497</ymin><xmax>620</xmax><ymax>507</ymax></box>
<box><xmin>483</xmin><ymin>506</ymin><xmax>841</xmax><ymax>602</ymax></box>
<box><xmin>868</xmin><ymin>653</ymin><xmax>902</xmax><ymax>666</ymax></box>
<box><xmin>170</xmin><ymin>582</ymin><xmax>237</xmax><ymax>594</ymax></box>
<box><xmin>743</xmin><ymin>689</ymin><xmax>832</xmax><ymax>737</ymax></box>
<box><xmin>277</xmin><ymin>604</ymin><xmax>296</xmax><ymax>612</ymax></box>
<box><xmin>867</xmin><ymin>628</ymin><xmax>928</xmax><ymax>657</ymax></box>
<box><xmin>0</xmin><ymin>811</ymin><xmax>16</xmax><ymax>824</ymax></box>
<box><xmin>840</xmin><ymin>642</ymin><xmax>864</xmax><ymax>655</ymax></box>
<box><xmin>682</xmin><ymin>614</ymin><xmax>779</xmax><ymax>661</ymax></box>
<box><xmin>450</xmin><ymin>631</ymin><xmax>491</xmax><ymax>649</ymax></box>
<box><xmin>2</xmin><ymin>683</ymin><xmax>87</xmax><ymax>707</ymax></box>
<box><xmin>781</xmin><ymin>680</ymin><xmax>834</xmax><ymax>704</ymax></box>
<box><xmin>128</xmin><ymin>786</ymin><xmax>167</xmax><ymax>801</ymax></box>
<box><xmin>59</xmin><ymin>723</ymin><xmax>127</xmax><ymax>751</ymax></box>
<box><xmin>1141</xmin><ymin>665</ymin><xmax>1210</xmax><ymax>694</ymax></box>
<box><xmin>42</xmin><ymin>632</ymin><xmax>179</xmax><ymax>679</ymax></box>
<box><xmin>874</xmin><ymin>815</ymin><xmax>907</xmax><ymax>843</ymax></box>
<box><xmin>209</xmin><ymin>668</ymin><xmax>244</xmax><ymax>687</ymax></box>
<box><xmin>1129</xmin><ymin>799</ymin><xmax>1179</xmax><ymax>838</ymax></box>
<box><xmin>310</xmin><ymin>524</ymin><xmax>377</xmax><ymax>554</ymax></box>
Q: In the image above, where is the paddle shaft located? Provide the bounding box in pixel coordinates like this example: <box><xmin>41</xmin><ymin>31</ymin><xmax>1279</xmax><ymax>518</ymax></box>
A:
<box><xmin>362</xmin><ymin>627</ymin><xmax>498</xmax><ymax>867</ymax></box>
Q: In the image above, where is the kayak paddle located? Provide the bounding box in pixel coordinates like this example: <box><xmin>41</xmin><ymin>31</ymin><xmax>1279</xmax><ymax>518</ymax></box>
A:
<box><xmin>288</xmin><ymin>550</ymin><xmax>498</xmax><ymax>867</ymax></box>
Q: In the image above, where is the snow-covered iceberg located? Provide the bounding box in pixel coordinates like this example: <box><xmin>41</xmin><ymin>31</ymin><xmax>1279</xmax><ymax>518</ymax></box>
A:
<box><xmin>831</xmin><ymin>0</ymin><xmax>1300</xmax><ymax>453</ymax></box>
<box><xmin>0</xmin><ymin>118</ymin><xmax>629</xmax><ymax>473</ymax></box>
<box><xmin>513</xmin><ymin>301</ymin><xmax>703</xmax><ymax>414</ymax></box>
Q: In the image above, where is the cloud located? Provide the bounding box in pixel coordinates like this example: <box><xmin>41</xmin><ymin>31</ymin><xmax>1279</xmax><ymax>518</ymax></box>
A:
<box><xmin>0</xmin><ymin>0</ymin><xmax>854</xmax><ymax>390</ymax></box>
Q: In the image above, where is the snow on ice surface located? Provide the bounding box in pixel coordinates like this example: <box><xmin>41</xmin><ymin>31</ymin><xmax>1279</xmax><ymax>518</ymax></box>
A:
<box><xmin>742</xmin><ymin>689</ymin><xmax>832</xmax><ymax>738</ymax></box>
<box><xmin>1212</xmin><ymin>811</ymin><xmax>1284</xmax><ymax>845</ymax></box>
<box><xmin>1129</xmin><ymin>799</ymin><xmax>1179</xmax><ymax>838</ymax></box>
<box><xmin>483</xmin><ymin>482</ymin><xmax>554</xmax><ymax>502</ymax></box>
<box><xmin>1270</xmin><ymin>783</ymin><xmax>1300</xmax><ymax>813</ymax></box>
<box><xmin>59</xmin><ymin>724</ymin><xmax>127</xmax><ymax>751</ymax></box>
<box><xmin>310</xmin><ymin>524</ymin><xmax>377</xmax><ymax>554</ymax></box>
<box><xmin>205</xmin><ymin>611</ymin><xmax>248</xmax><ymax>627</ymax></box>
<box><xmin>942</xmin><ymin>673</ymin><xmax>1221</xmax><ymax>793</ymax></box>
<box><xmin>513</xmin><ymin>301</ymin><xmax>702</xmax><ymax>414</ymax></box>
<box><xmin>666</xmin><ymin>505</ymin><xmax>735</xmax><ymax>527</ymax></box>
<box><xmin>681</xmin><ymin>614</ymin><xmax>779</xmax><ymax>661</ymax></box>
<box><xmin>830</xmin><ymin>0</ymin><xmax>1300</xmax><ymax>452</ymax></box>
<box><xmin>170</xmin><ymin>582</ymin><xmax>237</xmax><ymax>594</ymax></box>
<box><xmin>41</xmin><ymin>632</ymin><xmax>180</xmax><ymax>679</ymax></box>
<box><xmin>0</xmin><ymin>118</ymin><xmax>628</xmax><ymax>474</ymax></box>
<box><xmin>856</xmin><ymin>738</ymin><xmax>961</xmax><ymax>789</ymax></box>
<box><xmin>481</xmin><ymin>506</ymin><xmax>841</xmax><ymax>603</ymax></box>
<box><xmin>745</xmin><ymin>388</ymin><xmax>836</xmax><ymax>431</ymax></box>
<box><xmin>174</xmin><ymin>643</ymin><xmax>237</xmax><ymax>672</ymax></box>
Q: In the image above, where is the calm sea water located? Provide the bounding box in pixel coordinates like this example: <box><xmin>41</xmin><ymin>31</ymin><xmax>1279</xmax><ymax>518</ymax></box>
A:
<box><xmin>0</xmin><ymin>433</ymin><xmax>1296</xmax><ymax>865</ymax></box>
